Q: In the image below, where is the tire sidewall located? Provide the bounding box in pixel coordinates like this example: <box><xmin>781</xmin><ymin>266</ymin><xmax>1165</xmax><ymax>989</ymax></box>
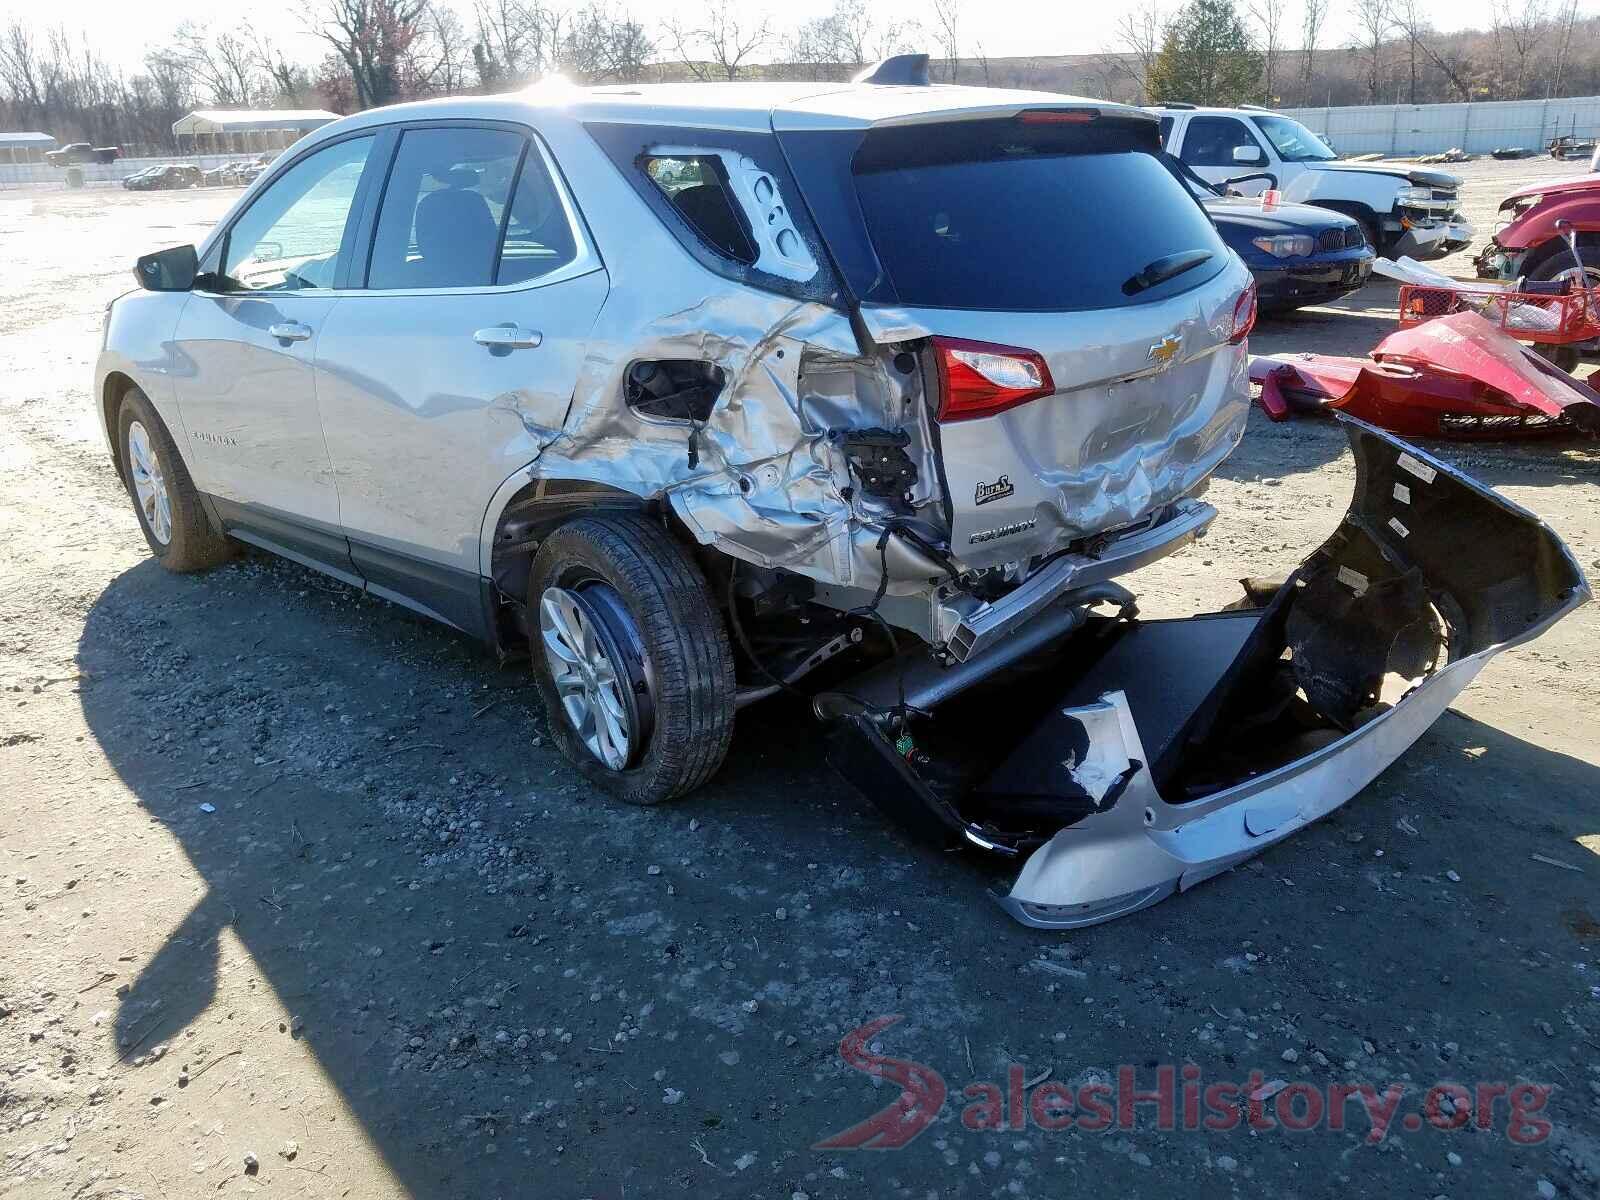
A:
<box><xmin>528</xmin><ymin>519</ymin><xmax>733</xmax><ymax>805</ymax></box>
<box><xmin>1525</xmin><ymin>234</ymin><xmax>1600</xmax><ymax>283</ymax></box>
<box><xmin>115</xmin><ymin>387</ymin><xmax>231</xmax><ymax>572</ymax></box>
<box><xmin>117</xmin><ymin>390</ymin><xmax>179</xmax><ymax>562</ymax></box>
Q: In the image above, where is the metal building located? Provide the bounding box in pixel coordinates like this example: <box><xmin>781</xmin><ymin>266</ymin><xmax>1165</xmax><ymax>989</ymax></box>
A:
<box><xmin>0</xmin><ymin>132</ymin><xmax>58</xmax><ymax>165</ymax></box>
<box><xmin>172</xmin><ymin>110</ymin><xmax>339</xmax><ymax>156</ymax></box>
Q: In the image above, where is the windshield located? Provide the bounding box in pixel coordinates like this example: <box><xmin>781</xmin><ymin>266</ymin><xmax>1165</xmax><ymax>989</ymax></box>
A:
<box><xmin>845</xmin><ymin>120</ymin><xmax>1227</xmax><ymax>312</ymax></box>
<box><xmin>1250</xmin><ymin>115</ymin><xmax>1338</xmax><ymax>162</ymax></box>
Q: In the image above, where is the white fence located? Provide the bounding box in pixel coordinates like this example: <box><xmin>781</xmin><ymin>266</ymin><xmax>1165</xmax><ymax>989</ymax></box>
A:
<box><xmin>0</xmin><ymin>152</ymin><xmax>258</xmax><ymax>189</ymax></box>
<box><xmin>1281</xmin><ymin>96</ymin><xmax>1600</xmax><ymax>157</ymax></box>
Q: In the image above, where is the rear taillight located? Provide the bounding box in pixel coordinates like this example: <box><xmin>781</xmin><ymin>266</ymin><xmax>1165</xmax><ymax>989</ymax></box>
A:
<box><xmin>931</xmin><ymin>337</ymin><xmax>1055</xmax><ymax>422</ymax></box>
<box><xmin>1229</xmin><ymin>282</ymin><xmax>1258</xmax><ymax>345</ymax></box>
<box><xmin>1017</xmin><ymin>108</ymin><xmax>1097</xmax><ymax>124</ymax></box>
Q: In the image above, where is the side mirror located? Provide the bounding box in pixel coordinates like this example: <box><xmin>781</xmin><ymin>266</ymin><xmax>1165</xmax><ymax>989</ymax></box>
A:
<box><xmin>1232</xmin><ymin>144</ymin><xmax>1265</xmax><ymax>165</ymax></box>
<box><xmin>134</xmin><ymin>244</ymin><xmax>199</xmax><ymax>292</ymax></box>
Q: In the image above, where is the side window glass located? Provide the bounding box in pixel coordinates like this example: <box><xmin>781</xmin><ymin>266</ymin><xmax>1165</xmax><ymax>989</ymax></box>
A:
<box><xmin>367</xmin><ymin>127</ymin><xmax>524</xmax><ymax>290</ymax></box>
<box><xmin>497</xmin><ymin>144</ymin><xmax>583</xmax><ymax>285</ymax></box>
<box><xmin>221</xmin><ymin>136</ymin><xmax>374</xmax><ymax>292</ymax></box>
<box><xmin>1158</xmin><ymin>116</ymin><xmax>1174</xmax><ymax>147</ymax></box>
<box><xmin>641</xmin><ymin>155</ymin><xmax>758</xmax><ymax>265</ymax></box>
<box><xmin>1179</xmin><ymin>117</ymin><xmax>1264</xmax><ymax>167</ymax></box>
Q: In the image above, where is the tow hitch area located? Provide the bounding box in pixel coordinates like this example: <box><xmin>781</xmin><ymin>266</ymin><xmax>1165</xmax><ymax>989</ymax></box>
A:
<box><xmin>817</xmin><ymin>417</ymin><xmax>1588</xmax><ymax>929</ymax></box>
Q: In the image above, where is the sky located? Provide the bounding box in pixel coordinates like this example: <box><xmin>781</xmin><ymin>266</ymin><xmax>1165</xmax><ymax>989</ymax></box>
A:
<box><xmin>0</xmin><ymin>0</ymin><xmax>1519</xmax><ymax>76</ymax></box>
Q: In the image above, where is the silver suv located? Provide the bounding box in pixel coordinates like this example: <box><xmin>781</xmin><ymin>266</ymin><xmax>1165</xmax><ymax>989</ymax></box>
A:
<box><xmin>98</xmin><ymin>62</ymin><xmax>1583</xmax><ymax>927</ymax></box>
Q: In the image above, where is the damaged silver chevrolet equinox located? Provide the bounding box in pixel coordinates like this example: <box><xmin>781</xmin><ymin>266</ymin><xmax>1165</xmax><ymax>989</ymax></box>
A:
<box><xmin>100</xmin><ymin>58</ymin><xmax>1587</xmax><ymax>927</ymax></box>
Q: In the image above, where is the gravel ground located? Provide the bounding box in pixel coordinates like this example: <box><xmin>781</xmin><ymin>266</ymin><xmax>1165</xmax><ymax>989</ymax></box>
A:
<box><xmin>2</xmin><ymin>158</ymin><xmax>1598</xmax><ymax>1200</ymax></box>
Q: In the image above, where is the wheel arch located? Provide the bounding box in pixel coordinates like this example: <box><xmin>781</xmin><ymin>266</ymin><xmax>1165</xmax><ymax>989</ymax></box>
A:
<box><xmin>482</xmin><ymin>475</ymin><xmax>656</xmax><ymax>607</ymax></box>
<box><xmin>101</xmin><ymin>371</ymin><xmax>138</xmax><ymax>483</ymax></box>
<box><xmin>1314</xmin><ymin>199</ymin><xmax>1383</xmax><ymax>244</ymax></box>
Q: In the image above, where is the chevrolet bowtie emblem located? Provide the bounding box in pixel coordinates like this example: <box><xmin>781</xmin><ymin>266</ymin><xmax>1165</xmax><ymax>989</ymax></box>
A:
<box><xmin>1148</xmin><ymin>334</ymin><xmax>1182</xmax><ymax>366</ymax></box>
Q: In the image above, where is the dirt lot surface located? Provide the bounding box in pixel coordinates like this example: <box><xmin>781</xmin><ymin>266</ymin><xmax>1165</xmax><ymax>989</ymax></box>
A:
<box><xmin>2</xmin><ymin>157</ymin><xmax>1599</xmax><ymax>1200</ymax></box>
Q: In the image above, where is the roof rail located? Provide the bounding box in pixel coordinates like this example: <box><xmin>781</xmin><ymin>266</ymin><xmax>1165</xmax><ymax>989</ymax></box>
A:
<box><xmin>1237</xmin><ymin>103</ymin><xmax>1278</xmax><ymax>112</ymax></box>
<box><xmin>853</xmin><ymin>53</ymin><xmax>931</xmax><ymax>86</ymax></box>
<box><xmin>1160</xmin><ymin>102</ymin><xmax>1196</xmax><ymax>110</ymax></box>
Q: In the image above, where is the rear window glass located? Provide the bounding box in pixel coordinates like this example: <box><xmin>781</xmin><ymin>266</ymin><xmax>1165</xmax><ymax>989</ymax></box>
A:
<box><xmin>850</xmin><ymin>121</ymin><xmax>1226</xmax><ymax>312</ymax></box>
<box><xmin>642</xmin><ymin>155</ymin><xmax>757</xmax><ymax>265</ymax></box>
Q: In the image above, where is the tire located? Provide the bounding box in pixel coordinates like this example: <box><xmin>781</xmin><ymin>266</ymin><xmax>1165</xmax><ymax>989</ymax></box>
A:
<box><xmin>116</xmin><ymin>387</ymin><xmax>234</xmax><ymax>572</ymax></box>
<box><xmin>528</xmin><ymin>515</ymin><xmax>736</xmax><ymax>805</ymax></box>
<box><xmin>1536</xmin><ymin>344</ymin><xmax>1582</xmax><ymax>373</ymax></box>
<box><xmin>1523</xmin><ymin>234</ymin><xmax>1600</xmax><ymax>286</ymax></box>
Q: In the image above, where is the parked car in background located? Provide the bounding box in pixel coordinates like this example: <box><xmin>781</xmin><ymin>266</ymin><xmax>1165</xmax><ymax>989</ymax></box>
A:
<box><xmin>1474</xmin><ymin>172</ymin><xmax>1600</xmax><ymax>286</ymax></box>
<box><xmin>1151</xmin><ymin>104</ymin><xmax>1472</xmax><ymax>259</ymax></box>
<box><xmin>1172</xmin><ymin>157</ymin><xmax>1374</xmax><ymax>312</ymax></box>
<box><xmin>125</xmin><ymin>164</ymin><xmax>203</xmax><ymax>191</ymax></box>
<box><xmin>47</xmin><ymin>142</ymin><xmax>119</xmax><ymax>166</ymax></box>
<box><xmin>202</xmin><ymin>164</ymin><xmax>231</xmax><ymax>186</ymax></box>
<box><xmin>120</xmin><ymin>167</ymin><xmax>161</xmax><ymax>190</ymax></box>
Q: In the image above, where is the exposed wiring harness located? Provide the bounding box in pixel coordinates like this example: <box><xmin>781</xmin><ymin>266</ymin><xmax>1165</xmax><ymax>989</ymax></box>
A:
<box><xmin>725</xmin><ymin>522</ymin><xmax>949</xmax><ymax>733</ymax></box>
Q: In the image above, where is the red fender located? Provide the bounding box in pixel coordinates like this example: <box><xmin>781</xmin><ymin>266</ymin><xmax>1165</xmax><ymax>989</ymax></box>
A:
<box><xmin>1495</xmin><ymin>188</ymin><xmax>1600</xmax><ymax>253</ymax></box>
<box><xmin>1250</xmin><ymin>311</ymin><xmax>1600</xmax><ymax>438</ymax></box>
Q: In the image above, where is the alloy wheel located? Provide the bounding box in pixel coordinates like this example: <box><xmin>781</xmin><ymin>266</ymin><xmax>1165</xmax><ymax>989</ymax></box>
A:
<box><xmin>538</xmin><ymin>584</ymin><xmax>645</xmax><ymax>770</ymax></box>
<box><xmin>126</xmin><ymin>420</ymin><xmax>172</xmax><ymax>546</ymax></box>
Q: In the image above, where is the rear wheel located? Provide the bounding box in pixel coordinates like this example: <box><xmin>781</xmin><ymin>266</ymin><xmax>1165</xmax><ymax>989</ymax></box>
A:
<box><xmin>1524</xmin><ymin>235</ymin><xmax>1600</xmax><ymax>375</ymax></box>
<box><xmin>528</xmin><ymin>515</ymin><xmax>736</xmax><ymax>805</ymax></box>
<box><xmin>116</xmin><ymin>387</ymin><xmax>233</xmax><ymax>572</ymax></box>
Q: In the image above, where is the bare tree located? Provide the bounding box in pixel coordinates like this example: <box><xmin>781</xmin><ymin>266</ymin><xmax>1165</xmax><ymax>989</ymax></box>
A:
<box><xmin>472</xmin><ymin>0</ymin><xmax>565</xmax><ymax>85</ymax></box>
<box><xmin>930</xmin><ymin>0</ymin><xmax>960</xmax><ymax>82</ymax></box>
<box><xmin>408</xmin><ymin>3</ymin><xmax>473</xmax><ymax>95</ymax></box>
<box><xmin>1393</xmin><ymin>0</ymin><xmax>1474</xmax><ymax>102</ymax></box>
<box><xmin>0</xmin><ymin>21</ymin><xmax>49</xmax><ymax>127</ymax></box>
<box><xmin>1350</xmin><ymin>0</ymin><xmax>1393</xmax><ymax>103</ymax></box>
<box><xmin>253</xmin><ymin>30</ymin><xmax>313</xmax><ymax>102</ymax></box>
<box><xmin>785</xmin><ymin>0</ymin><xmax>913</xmax><ymax>80</ymax></box>
<box><xmin>1299</xmin><ymin>0</ymin><xmax>1329</xmax><ymax>105</ymax></box>
<box><xmin>150</xmin><ymin>20</ymin><xmax>264</xmax><ymax>107</ymax></box>
<box><xmin>563</xmin><ymin>5</ymin><xmax>652</xmax><ymax>82</ymax></box>
<box><xmin>1550</xmin><ymin>0</ymin><xmax>1580</xmax><ymax>96</ymax></box>
<box><xmin>663</xmin><ymin>0</ymin><xmax>771</xmax><ymax>81</ymax></box>
<box><xmin>1491</xmin><ymin>0</ymin><xmax>1549</xmax><ymax>98</ymax></box>
<box><xmin>1102</xmin><ymin>2</ymin><xmax>1165</xmax><ymax>104</ymax></box>
<box><xmin>310</xmin><ymin>0</ymin><xmax>432</xmax><ymax>109</ymax></box>
<box><xmin>1247</xmin><ymin>0</ymin><xmax>1285</xmax><ymax>103</ymax></box>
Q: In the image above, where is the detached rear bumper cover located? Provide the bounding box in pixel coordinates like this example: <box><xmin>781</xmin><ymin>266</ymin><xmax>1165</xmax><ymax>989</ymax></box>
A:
<box><xmin>824</xmin><ymin>418</ymin><xmax>1587</xmax><ymax>929</ymax></box>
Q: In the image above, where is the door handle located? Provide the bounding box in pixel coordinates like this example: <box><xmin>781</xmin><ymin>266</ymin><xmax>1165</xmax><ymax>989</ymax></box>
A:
<box><xmin>268</xmin><ymin>322</ymin><xmax>312</xmax><ymax>343</ymax></box>
<box><xmin>473</xmin><ymin>325</ymin><xmax>542</xmax><ymax>351</ymax></box>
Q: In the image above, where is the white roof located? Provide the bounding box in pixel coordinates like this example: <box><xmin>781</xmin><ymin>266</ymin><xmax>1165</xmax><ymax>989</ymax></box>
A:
<box><xmin>1145</xmin><ymin>105</ymin><xmax>1287</xmax><ymax>118</ymax></box>
<box><xmin>314</xmin><ymin>81</ymin><xmax>1148</xmax><ymax>138</ymax></box>
<box><xmin>0</xmin><ymin>131</ymin><xmax>57</xmax><ymax>148</ymax></box>
<box><xmin>173</xmin><ymin>109</ymin><xmax>339</xmax><ymax>136</ymax></box>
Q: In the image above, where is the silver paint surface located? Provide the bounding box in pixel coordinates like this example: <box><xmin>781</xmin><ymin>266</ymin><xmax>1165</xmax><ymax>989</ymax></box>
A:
<box><xmin>97</xmin><ymin>82</ymin><xmax>1252</xmax><ymax>642</ymax></box>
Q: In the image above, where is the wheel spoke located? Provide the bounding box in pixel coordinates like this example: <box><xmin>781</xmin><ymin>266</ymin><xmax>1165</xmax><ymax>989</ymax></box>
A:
<box><xmin>126</xmin><ymin>421</ymin><xmax>172</xmax><ymax>547</ymax></box>
<box><xmin>593</xmin><ymin>694</ymin><xmax>627</xmax><ymax>767</ymax></box>
<box><xmin>537</xmin><ymin>584</ymin><xmax>644</xmax><ymax>773</ymax></box>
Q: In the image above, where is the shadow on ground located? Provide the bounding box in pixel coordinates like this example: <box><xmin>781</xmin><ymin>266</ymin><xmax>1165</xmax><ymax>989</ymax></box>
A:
<box><xmin>77</xmin><ymin>548</ymin><xmax>1600</xmax><ymax>1198</ymax></box>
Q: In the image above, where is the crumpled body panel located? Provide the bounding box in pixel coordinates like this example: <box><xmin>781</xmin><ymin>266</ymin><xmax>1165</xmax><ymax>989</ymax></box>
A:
<box><xmin>1251</xmin><ymin>311</ymin><xmax>1600</xmax><ymax>438</ymax></box>
<box><xmin>818</xmin><ymin>418</ymin><xmax>1588</xmax><ymax>928</ymax></box>
<box><xmin>485</xmin><ymin>108</ymin><xmax>1253</xmax><ymax>634</ymax></box>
